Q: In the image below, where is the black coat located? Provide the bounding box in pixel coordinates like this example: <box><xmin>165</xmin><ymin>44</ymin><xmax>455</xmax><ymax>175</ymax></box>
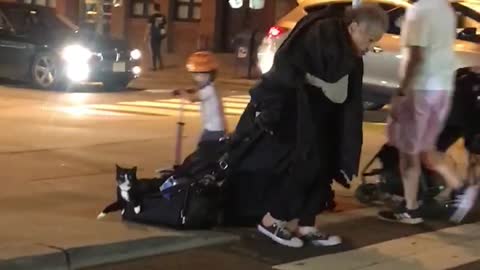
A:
<box><xmin>235</xmin><ymin>7</ymin><xmax>364</xmax><ymax>187</ymax></box>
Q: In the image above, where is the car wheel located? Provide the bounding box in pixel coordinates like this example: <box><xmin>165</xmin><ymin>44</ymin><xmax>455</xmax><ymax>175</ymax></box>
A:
<box><xmin>363</xmin><ymin>101</ymin><xmax>385</xmax><ymax>111</ymax></box>
<box><xmin>103</xmin><ymin>76</ymin><xmax>130</xmax><ymax>92</ymax></box>
<box><xmin>31</xmin><ymin>52</ymin><xmax>64</xmax><ymax>90</ymax></box>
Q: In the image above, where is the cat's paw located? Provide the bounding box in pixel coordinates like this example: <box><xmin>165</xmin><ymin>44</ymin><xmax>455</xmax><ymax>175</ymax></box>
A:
<box><xmin>97</xmin><ymin>212</ymin><xmax>106</xmax><ymax>220</ymax></box>
<box><xmin>121</xmin><ymin>209</ymin><xmax>125</xmax><ymax>216</ymax></box>
<box><xmin>134</xmin><ymin>205</ymin><xmax>141</xmax><ymax>214</ymax></box>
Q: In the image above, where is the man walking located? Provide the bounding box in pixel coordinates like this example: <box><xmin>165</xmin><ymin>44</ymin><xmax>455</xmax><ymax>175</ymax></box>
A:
<box><xmin>379</xmin><ymin>0</ymin><xmax>477</xmax><ymax>224</ymax></box>
<box><xmin>145</xmin><ymin>4</ymin><xmax>167</xmax><ymax>70</ymax></box>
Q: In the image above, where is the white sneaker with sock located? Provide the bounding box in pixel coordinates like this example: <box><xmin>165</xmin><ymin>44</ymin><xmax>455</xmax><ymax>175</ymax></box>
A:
<box><xmin>298</xmin><ymin>226</ymin><xmax>342</xmax><ymax>247</ymax></box>
<box><xmin>450</xmin><ymin>185</ymin><xmax>479</xmax><ymax>223</ymax></box>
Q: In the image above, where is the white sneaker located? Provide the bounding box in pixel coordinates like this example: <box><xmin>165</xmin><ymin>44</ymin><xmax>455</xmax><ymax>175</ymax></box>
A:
<box><xmin>300</xmin><ymin>231</ymin><xmax>342</xmax><ymax>247</ymax></box>
<box><xmin>450</xmin><ymin>185</ymin><xmax>479</xmax><ymax>223</ymax></box>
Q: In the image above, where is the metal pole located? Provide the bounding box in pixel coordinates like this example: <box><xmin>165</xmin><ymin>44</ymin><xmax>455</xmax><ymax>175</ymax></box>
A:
<box><xmin>174</xmin><ymin>98</ymin><xmax>186</xmax><ymax>167</ymax></box>
<box><xmin>96</xmin><ymin>0</ymin><xmax>104</xmax><ymax>35</ymax></box>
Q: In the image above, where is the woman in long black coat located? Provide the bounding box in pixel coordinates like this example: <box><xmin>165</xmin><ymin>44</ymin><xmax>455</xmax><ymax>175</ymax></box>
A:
<box><xmin>227</xmin><ymin>4</ymin><xmax>388</xmax><ymax>248</ymax></box>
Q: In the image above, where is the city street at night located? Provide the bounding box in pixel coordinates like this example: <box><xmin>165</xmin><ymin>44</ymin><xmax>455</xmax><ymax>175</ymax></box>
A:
<box><xmin>0</xmin><ymin>78</ymin><xmax>479</xmax><ymax>270</ymax></box>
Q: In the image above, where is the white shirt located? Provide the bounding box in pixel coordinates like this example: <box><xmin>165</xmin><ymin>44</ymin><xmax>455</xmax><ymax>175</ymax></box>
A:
<box><xmin>399</xmin><ymin>0</ymin><xmax>457</xmax><ymax>91</ymax></box>
<box><xmin>198</xmin><ymin>84</ymin><xmax>225</xmax><ymax>131</ymax></box>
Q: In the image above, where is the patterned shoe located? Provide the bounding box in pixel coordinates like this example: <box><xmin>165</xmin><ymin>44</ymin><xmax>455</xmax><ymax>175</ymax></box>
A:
<box><xmin>378</xmin><ymin>207</ymin><xmax>424</xmax><ymax>225</ymax></box>
<box><xmin>300</xmin><ymin>231</ymin><xmax>342</xmax><ymax>247</ymax></box>
<box><xmin>257</xmin><ymin>221</ymin><xmax>303</xmax><ymax>248</ymax></box>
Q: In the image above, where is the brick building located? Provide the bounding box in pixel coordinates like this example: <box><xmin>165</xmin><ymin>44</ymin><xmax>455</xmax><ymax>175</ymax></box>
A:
<box><xmin>3</xmin><ymin>0</ymin><xmax>296</xmax><ymax>55</ymax></box>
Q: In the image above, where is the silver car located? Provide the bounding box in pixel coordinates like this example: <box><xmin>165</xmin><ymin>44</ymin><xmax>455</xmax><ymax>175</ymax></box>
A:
<box><xmin>257</xmin><ymin>0</ymin><xmax>480</xmax><ymax>110</ymax></box>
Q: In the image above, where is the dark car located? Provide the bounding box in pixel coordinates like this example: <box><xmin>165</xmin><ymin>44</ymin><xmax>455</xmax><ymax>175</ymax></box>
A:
<box><xmin>0</xmin><ymin>3</ymin><xmax>142</xmax><ymax>91</ymax></box>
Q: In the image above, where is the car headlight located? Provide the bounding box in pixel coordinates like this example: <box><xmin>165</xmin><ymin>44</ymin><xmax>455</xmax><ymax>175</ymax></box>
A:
<box><xmin>257</xmin><ymin>49</ymin><xmax>275</xmax><ymax>74</ymax></box>
<box><xmin>62</xmin><ymin>45</ymin><xmax>92</xmax><ymax>63</ymax></box>
<box><xmin>130</xmin><ymin>49</ymin><xmax>141</xmax><ymax>60</ymax></box>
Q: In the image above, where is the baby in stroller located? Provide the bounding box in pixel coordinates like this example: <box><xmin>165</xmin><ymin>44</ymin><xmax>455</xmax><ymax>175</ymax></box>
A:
<box><xmin>356</xmin><ymin>68</ymin><xmax>480</xmax><ymax>221</ymax></box>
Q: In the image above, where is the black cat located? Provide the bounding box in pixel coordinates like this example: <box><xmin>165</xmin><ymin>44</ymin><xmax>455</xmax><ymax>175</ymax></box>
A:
<box><xmin>97</xmin><ymin>165</ymin><xmax>165</xmax><ymax>219</ymax></box>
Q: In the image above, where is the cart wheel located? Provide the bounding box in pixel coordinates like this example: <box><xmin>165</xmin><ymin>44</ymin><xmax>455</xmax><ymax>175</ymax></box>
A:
<box><xmin>355</xmin><ymin>183</ymin><xmax>380</xmax><ymax>205</ymax></box>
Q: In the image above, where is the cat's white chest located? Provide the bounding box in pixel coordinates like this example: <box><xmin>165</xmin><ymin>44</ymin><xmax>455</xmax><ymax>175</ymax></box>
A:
<box><xmin>120</xmin><ymin>190</ymin><xmax>130</xmax><ymax>202</ymax></box>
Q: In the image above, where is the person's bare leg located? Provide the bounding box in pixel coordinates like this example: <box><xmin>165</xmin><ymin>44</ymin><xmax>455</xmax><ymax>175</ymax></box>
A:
<box><xmin>423</xmin><ymin>151</ymin><xmax>463</xmax><ymax>190</ymax></box>
<box><xmin>442</xmin><ymin>152</ymin><xmax>480</xmax><ymax>223</ymax></box>
<box><xmin>400</xmin><ymin>152</ymin><xmax>422</xmax><ymax>210</ymax></box>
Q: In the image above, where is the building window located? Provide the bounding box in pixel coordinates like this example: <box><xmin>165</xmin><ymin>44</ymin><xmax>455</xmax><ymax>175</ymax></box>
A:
<box><xmin>21</xmin><ymin>0</ymin><xmax>56</xmax><ymax>7</ymax></box>
<box><xmin>130</xmin><ymin>0</ymin><xmax>156</xmax><ymax>18</ymax></box>
<box><xmin>175</xmin><ymin>0</ymin><xmax>201</xmax><ymax>21</ymax></box>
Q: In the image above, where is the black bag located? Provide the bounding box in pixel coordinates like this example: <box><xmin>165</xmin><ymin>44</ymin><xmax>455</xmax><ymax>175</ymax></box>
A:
<box><xmin>123</xmin><ymin>129</ymin><xmax>265</xmax><ymax>229</ymax></box>
<box><xmin>123</xmin><ymin>175</ymin><xmax>221</xmax><ymax>229</ymax></box>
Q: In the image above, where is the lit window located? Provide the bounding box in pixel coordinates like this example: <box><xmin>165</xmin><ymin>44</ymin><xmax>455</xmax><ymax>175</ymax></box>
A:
<box><xmin>175</xmin><ymin>0</ymin><xmax>201</xmax><ymax>21</ymax></box>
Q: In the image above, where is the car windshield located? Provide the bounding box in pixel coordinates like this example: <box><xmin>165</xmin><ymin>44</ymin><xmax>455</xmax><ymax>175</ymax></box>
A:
<box><xmin>305</xmin><ymin>2</ymin><xmax>480</xmax><ymax>43</ymax></box>
<box><xmin>55</xmin><ymin>13</ymin><xmax>79</xmax><ymax>31</ymax></box>
<box><xmin>43</xmin><ymin>9</ymin><xmax>78</xmax><ymax>33</ymax></box>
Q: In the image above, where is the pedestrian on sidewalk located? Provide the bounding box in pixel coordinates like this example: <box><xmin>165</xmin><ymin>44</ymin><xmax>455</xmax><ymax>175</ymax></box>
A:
<box><xmin>435</xmin><ymin>67</ymin><xmax>480</xmax><ymax>222</ymax></box>
<box><xmin>378</xmin><ymin>0</ymin><xmax>477</xmax><ymax>225</ymax></box>
<box><xmin>144</xmin><ymin>4</ymin><xmax>167</xmax><ymax>71</ymax></box>
<box><xmin>233</xmin><ymin>4</ymin><xmax>388</xmax><ymax>248</ymax></box>
<box><xmin>174</xmin><ymin>51</ymin><xmax>226</xmax><ymax>145</ymax></box>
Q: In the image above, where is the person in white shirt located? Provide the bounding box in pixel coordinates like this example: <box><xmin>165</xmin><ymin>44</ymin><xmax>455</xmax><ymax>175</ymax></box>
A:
<box><xmin>379</xmin><ymin>0</ymin><xmax>477</xmax><ymax>224</ymax></box>
<box><xmin>175</xmin><ymin>51</ymin><xmax>226</xmax><ymax>144</ymax></box>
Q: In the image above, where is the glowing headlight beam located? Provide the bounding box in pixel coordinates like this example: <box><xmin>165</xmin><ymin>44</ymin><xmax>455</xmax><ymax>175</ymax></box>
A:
<box><xmin>130</xmin><ymin>49</ymin><xmax>142</xmax><ymax>60</ymax></box>
<box><xmin>62</xmin><ymin>45</ymin><xmax>92</xmax><ymax>63</ymax></box>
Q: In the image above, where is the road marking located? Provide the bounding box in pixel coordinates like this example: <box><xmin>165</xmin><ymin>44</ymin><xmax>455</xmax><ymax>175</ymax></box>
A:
<box><xmin>274</xmin><ymin>222</ymin><xmax>480</xmax><ymax>270</ymax></box>
<box><xmin>58</xmin><ymin>94</ymin><xmax>389</xmax><ymax>126</ymax></box>
<box><xmin>144</xmin><ymin>89</ymin><xmax>177</xmax><ymax>93</ymax></box>
<box><xmin>84</xmin><ymin>95</ymin><xmax>251</xmax><ymax>117</ymax></box>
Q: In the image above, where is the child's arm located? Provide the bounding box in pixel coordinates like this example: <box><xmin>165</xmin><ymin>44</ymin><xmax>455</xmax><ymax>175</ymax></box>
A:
<box><xmin>172</xmin><ymin>88</ymin><xmax>200</xmax><ymax>102</ymax></box>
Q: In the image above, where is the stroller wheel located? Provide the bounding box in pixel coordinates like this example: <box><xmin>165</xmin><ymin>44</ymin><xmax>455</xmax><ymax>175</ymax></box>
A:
<box><xmin>355</xmin><ymin>183</ymin><xmax>380</xmax><ymax>205</ymax></box>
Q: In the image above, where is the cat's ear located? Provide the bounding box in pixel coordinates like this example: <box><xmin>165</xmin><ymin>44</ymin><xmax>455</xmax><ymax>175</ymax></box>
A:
<box><xmin>115</xmin><ymin>164</ymin><xmax>120</xmax><ymax>169</ymax></box>
<box><xmin>133</xmin><ymin>166</ymin><xmax>138</xmax><ymax>173</ymax></box>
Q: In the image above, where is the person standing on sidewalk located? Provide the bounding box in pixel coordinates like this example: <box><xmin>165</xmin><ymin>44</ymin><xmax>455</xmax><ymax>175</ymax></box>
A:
<box><xmin>435</xmin><ymin>67</ymin><xmax>480</xmax><ymax>222</ymax></box>
<box><xmin>378</xmin><ymin>0</ymin><xmax>477</xmax><ymax>224</ymax></box>
<box><xmin>233</xmin><ymin>4</ymin><xmax>388</xmax><ymax>248</ymax></box>
<box><xmin>144</xmin><ymin>4</ymin><xmax>167</xmax><ymax>71</ymax></box>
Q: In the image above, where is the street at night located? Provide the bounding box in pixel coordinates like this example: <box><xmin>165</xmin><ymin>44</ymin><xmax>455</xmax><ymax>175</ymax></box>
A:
<box><xmin>1</xmin><ymin>0</ymin><xmax>480</xmax><ymax>269</ymax></box>
<box><xmin>0</xmin><ymin>78</ymin><xmax>479</xmax><ymax>270</ymax></box>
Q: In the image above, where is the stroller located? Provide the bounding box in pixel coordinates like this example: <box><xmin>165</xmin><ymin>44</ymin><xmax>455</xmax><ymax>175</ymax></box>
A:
<box><xmin>355</xmin><ymin>144</ymin><xmax>449</xmax><ymax>209</ymax></box>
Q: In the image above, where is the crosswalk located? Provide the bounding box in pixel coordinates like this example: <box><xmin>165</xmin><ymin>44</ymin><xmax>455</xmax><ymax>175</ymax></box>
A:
<box><xmin>80</xmin><ymin>95</ymin><xmax>251</xmax><ymax>117</ymax></box>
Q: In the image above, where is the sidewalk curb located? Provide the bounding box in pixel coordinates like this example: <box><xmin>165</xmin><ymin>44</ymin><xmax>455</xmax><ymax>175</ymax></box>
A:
<box><xmin>0</xmin><ymin>231</ymin><xmax>239</xmax><ymax>270</ymax></box>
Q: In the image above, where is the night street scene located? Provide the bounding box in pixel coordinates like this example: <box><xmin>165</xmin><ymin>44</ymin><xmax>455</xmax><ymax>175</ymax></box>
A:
<box><xmin>1</xmin><ymin>0</ymin><xmax>480</xmax><ymax>270</ymax></box>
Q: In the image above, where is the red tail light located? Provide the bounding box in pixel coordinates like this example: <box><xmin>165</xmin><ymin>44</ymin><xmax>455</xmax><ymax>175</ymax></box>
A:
<box><xmin>267</xmin><ymin>26</ymin><xmax>287</xmax><ymax>38</ymax></box>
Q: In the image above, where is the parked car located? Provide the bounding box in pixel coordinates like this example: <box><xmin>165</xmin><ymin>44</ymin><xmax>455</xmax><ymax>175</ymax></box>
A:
<box><xmin>257</xmin><ymin>0</ymin><xmax>480</xmax><ymax>110</ymax></box>
<box><xmin>0</xmin><ymin>3</ymin><xmax>142</xmax><ymax>91</ymax></box>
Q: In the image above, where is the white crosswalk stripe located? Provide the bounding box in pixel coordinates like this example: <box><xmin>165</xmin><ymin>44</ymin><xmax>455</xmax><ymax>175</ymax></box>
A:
<box><xmin>274</xmin><ymin>221</ymin><xmax>480</xmax><ymax>270</ymax></box>
<box><xmin>83</xmin><ymin>95</ymin><xmax>251</xmax><ymax>117</ymax></box>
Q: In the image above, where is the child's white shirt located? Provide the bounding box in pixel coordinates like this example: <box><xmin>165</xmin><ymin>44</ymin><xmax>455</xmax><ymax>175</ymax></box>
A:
<box><xmin>198</xmin><ymin>83</ymin><xmax>225</xmax><ymax>131</ymax></box>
